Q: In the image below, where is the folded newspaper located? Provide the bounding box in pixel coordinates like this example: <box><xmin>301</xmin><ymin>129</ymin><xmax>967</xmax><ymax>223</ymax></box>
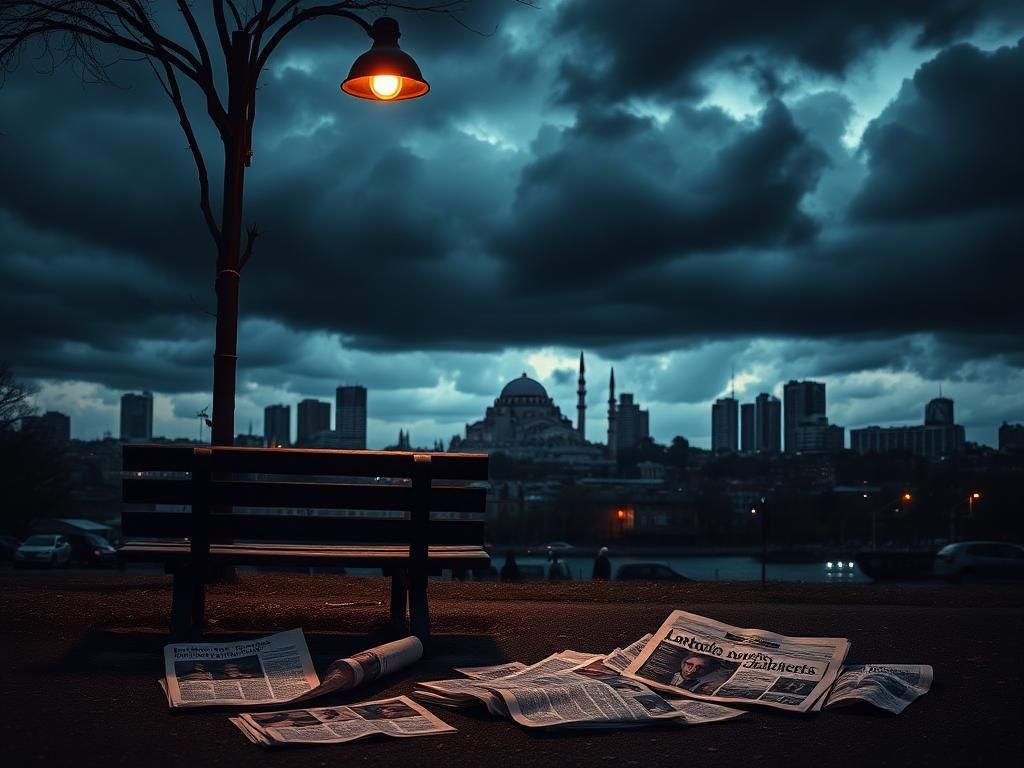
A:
<box><xmin>413</xmin><ymin>635</ymin><xmax>746</xmax><ymax>729</ymax></box>
<box><xmin>160</xmin><ymin>629</ymin><xmax>422</xmax><ymax>709</ymax></box>
<box><xmin>823</xmin><ymin>664</ymin><xmax>933</xmax><ymax>714</ymax></box>
<box><xmin>230</xmin><ymin>695</ymin><xmax>456</xmax><ymax>747</ymax></box>
<box><xmin>622</xmin><ymin>610</ymin><xmax>851</xmax><ymax>713</ymax></box>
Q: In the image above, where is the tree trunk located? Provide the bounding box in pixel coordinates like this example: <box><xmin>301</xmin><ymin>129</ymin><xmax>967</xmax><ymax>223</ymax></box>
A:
<box><xmin>210</xmin><ymin>32</ymin><xmax>252</xmax><ymax>448</ymax></box>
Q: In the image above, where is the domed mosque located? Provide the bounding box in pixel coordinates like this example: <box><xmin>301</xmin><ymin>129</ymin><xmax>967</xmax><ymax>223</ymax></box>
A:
<box><xmin>449</xmin><ymin>356</ymin><xmax>608</xmax><ymax>464</ymax></box>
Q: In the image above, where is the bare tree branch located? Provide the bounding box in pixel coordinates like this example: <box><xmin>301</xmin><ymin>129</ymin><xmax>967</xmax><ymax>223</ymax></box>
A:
<box><xmin>239</xmin><ymin>223</ymin><xmax>259</xmax><ymax>270</ymax></box>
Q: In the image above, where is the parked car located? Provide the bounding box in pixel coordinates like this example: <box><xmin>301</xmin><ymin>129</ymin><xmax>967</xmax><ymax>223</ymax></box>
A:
<box><xmin>65</xmin><ymin>533</ymin><xmax>117</xmax><ymax>567</ymax></box>
<box><xmin>933</xmin><ymin>541</ymin><xmax>1024</xmax><ymax>581</ymax></box>
<box><xmin>14</xmin><ymin>534</ymin><xmax>72</xmax><ymax>568</ymax></box>
<box><xmin>0</xmin><ymin>535</ymin><xmax>21</xmax><ymax>561</ymax></box>
<box><xmin>615</xmin><ymin>563</ymin><xmax>691</xmax><ymax>582</ymax></box>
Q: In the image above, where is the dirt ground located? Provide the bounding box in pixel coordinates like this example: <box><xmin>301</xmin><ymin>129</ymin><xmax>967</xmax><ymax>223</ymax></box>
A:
<box><xmin>1</xmin><ymin>571</ymin><xmax>1020</xmax><ymax>767</ymax></box>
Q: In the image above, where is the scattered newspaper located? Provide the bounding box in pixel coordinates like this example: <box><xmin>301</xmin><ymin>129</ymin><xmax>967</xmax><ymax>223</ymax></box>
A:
<box><xmin>623</xmin><ymin>610</ymin><xmax>850</xmax><ymax>713</ymax></box>
<box><xmin>230</xmin><ymin>696</ymin><xmax>456</xmax><ymax>747</ymax></box>
<box><xmin>824</xmin><ymin>664</ymin><xmax>933</xmax><ymax>714</ymax></box>
<box><xmin>161</xmin><ymin>630</ymin><xmax>422</xmax><ymax>709</ymax></box>
<box><xmin>414</xmin><ymin>641</ymin><xmax>745</xmax><ymax>729</ymax></box>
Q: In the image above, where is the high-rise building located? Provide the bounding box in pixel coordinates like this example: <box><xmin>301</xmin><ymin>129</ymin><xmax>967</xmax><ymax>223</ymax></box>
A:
<box><xmin>120</xmin><ymin>391</ymin><xmax>153</xmax><ymax>442</ymax></box>
<box><xmin>999</xmin><ymin>422</ymin><xmax>1024</xmax><ymax>453</ymax></box>
<box><xmin>740</xmin><ymin>403</ymin><xmax>755</xmax><ymax>453</ymax></box>
<box><xmin>21</xmin><ymin>411</ymin><xmax>71</xmax><ymax>443</ymax></box>
<box><xmin>576</xmin><ymin>352</ymin><xmax>586</xmax><ymax>440</ymax></box>
<box><xmin>711</xmin><ymin>396</ymin><xmax>739</xmax><ymax>453</ymax></box>
<box><xmin>296</xmin><ymin>399</ymin><xmax>331</xmax><ymax>446</ymax></box>
<box><xmin>783</xmin><ymin>380</ymin><xmax>826</xmax><ymax>453</ymax></box>
<box><xmin>754</xmin><ymin>393</ymin><xmax>782</xmax><ymax>453</ymax></box>
<box><xmin>794</xmin><ymin>416</ymin><xmax>844</xmax><ymax>454</ymax></box>
<box><xmin>336</xmin><ymin>385</ymin><xmax>367</xmax><ymax>450</ymax></box>
<box><xmin>264</xmin><ymin>404</ymin><xmax>291</xmax><ymax>447</ymax></box>
<box><xmin>924</xmin><ymin>397</ymin><xmax>954</xmax><ymax>426</ymax></box>
<box><xmin>616</xmin><ymin>393</ymin><xmax>650</xmax><ymax>453</ymax></box>
<box><xmin>850</xmin><ymin>397</ymin><xmax>964</xmax><ymax>458</ymax></box>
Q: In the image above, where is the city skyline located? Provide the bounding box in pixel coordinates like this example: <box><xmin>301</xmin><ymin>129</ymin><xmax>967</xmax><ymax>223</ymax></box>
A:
<box><xmin>2</xmin><ymin>2</ymin><xmax>1022</xmax><ymax>449</ymax></box>
<box><xmin>41</xmin><ymin>364</ymin><xmax>1010</xmax><ymax>452</ymax></box>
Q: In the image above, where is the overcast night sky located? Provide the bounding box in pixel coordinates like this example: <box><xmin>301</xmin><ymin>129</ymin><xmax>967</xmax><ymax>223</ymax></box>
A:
<box><xmin>1</xmin><ymin>0</ymin><xmax>1022</xmax><ymax>449</ymax></box>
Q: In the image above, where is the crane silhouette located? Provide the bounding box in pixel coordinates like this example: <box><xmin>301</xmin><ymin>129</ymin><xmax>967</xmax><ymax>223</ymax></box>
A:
<box><xmin>194</xmin><ymin>406</ymin><xmax>213</xmax><ymax>443</ymax></box>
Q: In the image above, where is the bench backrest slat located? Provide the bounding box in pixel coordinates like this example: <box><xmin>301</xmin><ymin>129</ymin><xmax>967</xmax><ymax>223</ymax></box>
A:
<box><xmin>122</xmin><ymin>511</ymin><xmax>484</xmax><ymax>545</ymax></box>
<box><xmin>123</xmin><ymin>479</ymin><xmax>486</xmax><ymax>514</ymax></box>
<box><xmin>123</xmin><ymin>444</ymin><xmax>488</xmax><ymax>480</ymax></box>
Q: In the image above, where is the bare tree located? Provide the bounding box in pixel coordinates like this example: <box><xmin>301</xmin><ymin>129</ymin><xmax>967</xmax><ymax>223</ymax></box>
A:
<box><xmin>0</xmin><ymin>1</ymin><xmax>463</xmax><ymax>446</ymax></box>
<box><xmin>0</xmin><ymin>361</ymin><xmax>37</xmax><ymax>431</ymax></box>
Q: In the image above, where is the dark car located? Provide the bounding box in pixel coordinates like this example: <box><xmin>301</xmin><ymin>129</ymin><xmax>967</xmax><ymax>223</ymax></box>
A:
<box><xmin>615</xmin><ymin>563</ymin><xmax>692</xmax><ymax>582</ymax></box>
<box><xmin>933</xmin><ymin>541</ymin><xmax>1024</xmax><ymax>581</ymax></box>
<box><xmin>65</xmin><ymin>533</ymin><xmax>117</xmax><ymax>567</ymax></box>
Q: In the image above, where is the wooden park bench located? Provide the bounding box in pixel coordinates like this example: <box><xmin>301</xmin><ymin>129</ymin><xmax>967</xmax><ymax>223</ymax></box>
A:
<box><xmin>119</xmin><ymin>444</ymin><xmax>489</xmax><ymax>640</ymax></box>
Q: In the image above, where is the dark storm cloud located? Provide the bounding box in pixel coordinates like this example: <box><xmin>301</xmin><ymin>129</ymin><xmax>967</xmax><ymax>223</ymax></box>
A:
<box><xmin>491</xmin><ymin>98</ymin><xmax>827</xmax><ymax>291</ymax></box>
<box><xmin>553</xmin><ymin>0</ymin><xmax>1024</xmax><ymax>104</ymax></box>
<box><xmin>851</xmin><ymin>40</ymin><xmax>1024</xmax><ymax>220</ymax></box>
<box><xmin>1</xmin><ymin>1</ymin><xmax>1022</xmax><ymax>442</ymax></box>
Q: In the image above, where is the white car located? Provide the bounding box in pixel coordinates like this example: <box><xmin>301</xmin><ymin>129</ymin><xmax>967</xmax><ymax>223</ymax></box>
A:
<box><xmin>933</xmin><ymin>541</ymin><xmax>1024</xmax><ymax>581</ymax></box>
<box><xmin>14</xmin><ymin>534</ymin><xmax>72</xmax><ymax>568</ymax></box>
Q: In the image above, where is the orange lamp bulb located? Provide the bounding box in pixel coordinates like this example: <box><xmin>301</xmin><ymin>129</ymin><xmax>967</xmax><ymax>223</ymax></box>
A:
<box><xmin>369</xmin><ymin>74</ymin><xmax>402</xmax><ymax>100</ymax></box>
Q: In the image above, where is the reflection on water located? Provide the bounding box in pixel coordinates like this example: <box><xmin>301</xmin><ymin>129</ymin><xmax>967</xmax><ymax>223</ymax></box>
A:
<box><xmin>489</xmin><ymin>555</ymin><xmax>871</xmax><ymax>584</ymax></box>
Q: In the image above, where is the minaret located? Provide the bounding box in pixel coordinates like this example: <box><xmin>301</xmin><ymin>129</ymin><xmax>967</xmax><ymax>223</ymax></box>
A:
<box><xmin>607</xmin><ymin>367</ymin><xmax>617</xmax><ymax>456</ymax></box>
<box><xmin>577</xmin><ymin>352</ymin><xmax>586</xmax><ymax>440</ymax></box>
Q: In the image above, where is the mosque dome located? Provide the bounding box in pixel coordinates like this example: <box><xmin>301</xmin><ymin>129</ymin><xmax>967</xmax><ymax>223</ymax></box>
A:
<box><xmin>500</xmin><ymin>373</ymin><xmax>548</xmax><ymax>400</ymax></box>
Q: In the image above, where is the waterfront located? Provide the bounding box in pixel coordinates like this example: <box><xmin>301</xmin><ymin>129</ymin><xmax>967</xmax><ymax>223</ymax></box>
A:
<box><xmin>488</xmin><ymin>553</ymin><xmax>871</xmax><ymax>583</ymax></box>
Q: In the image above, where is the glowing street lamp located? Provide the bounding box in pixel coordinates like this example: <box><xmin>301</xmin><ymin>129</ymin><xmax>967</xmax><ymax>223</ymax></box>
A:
<box><xmin>342</xmin><ymin>17</ymin><xmax>429</xmax><ymax>101</ymax></box>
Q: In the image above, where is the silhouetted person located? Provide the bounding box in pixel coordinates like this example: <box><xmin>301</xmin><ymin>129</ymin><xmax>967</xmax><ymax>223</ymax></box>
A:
<box><xmin>592</xmin><ymin>546</ymin><xmax>611</xmax><ymax>581</ymax></box>
<box><xmin>500</xmin><ymin>550</ymin><xmax>521</xmax><ymax>582</ymax></box>
<box><xmin>548</xmin><ymin>551</ymin><xmax>569</xmax><ymax>581</ymax></box>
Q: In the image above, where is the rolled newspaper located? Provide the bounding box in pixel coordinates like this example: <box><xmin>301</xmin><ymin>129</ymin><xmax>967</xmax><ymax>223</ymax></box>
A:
<box><xmin>295</xmin><ymin>636</ymin><xmax>424</xmax><ymax>701</ymax></box>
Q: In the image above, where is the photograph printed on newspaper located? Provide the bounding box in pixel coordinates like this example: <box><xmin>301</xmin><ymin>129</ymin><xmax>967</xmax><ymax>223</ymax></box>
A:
<box><xmin>161</xmin><ymin>629</ymin><xmax>421</xmax><ymax>709</ymax></box>
<box><xmin>623</xmin><ymin>610</ymin><xmax>850</xmax><ymax>713</ymax></box>
<box><xmin>823</xmin><ymin>664</ymin><xmax>934</xmax><ymax>714</ymax></box>
<box><xmin>230</xmin><ymin>695</ymin><xmax>456</xmax><ymax>747</ymax></box>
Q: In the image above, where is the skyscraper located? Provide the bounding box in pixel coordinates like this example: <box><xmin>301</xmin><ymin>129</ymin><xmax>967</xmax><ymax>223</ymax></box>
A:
<box><xmin>616</xmin><ymin>393</ymin><xmax>650</xmax><ymax>453</ymax></box>
<box><xmin>264</xmin><ymin>404</ymin><xmax>291</xmax><ymax>447</ymax></box>
<box><xmin>783</xmin><ymin>380</ymin><xmax>826</xmax><ymax>454</ymax></box>
<box><xmin>576</xmin><ymin>352</ymin><xmax>586</xmax><ymax>440</ymax></box>
<box><xmin>754</xmin><ymin>393</ymin><xmax>782</xmax><ymax>453</ymax></box>
<box><xmin>336</xmin><ymin>385</ymin><xmax>367</xmax><ymax>450</ymax></box>
<box><xmin>120</xmin><ymin>391</ymin><xmax>153</xmax><ymax>442</ymax></box>
<box><xmin>296</xmin><ymin>399</ymin><xmax>331</xmax><ymax>446</ymax></box>
<box><xmin>740</xmin><ymin>403</ymin><xmax>755</xmax><ymax>453</ymax></box>
<box><xmin>711</xmin><ymin>396</ymin><xmax>739</xmax><ymax>453</ymax></box>
<box><xmin>606</xmin><ymin>368</ymin><xmax>617</xmax><ymax>456</ymax></box>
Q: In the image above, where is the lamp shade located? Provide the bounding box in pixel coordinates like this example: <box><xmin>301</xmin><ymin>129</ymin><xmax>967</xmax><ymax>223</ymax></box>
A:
<box><xmin>341</xmin><ymin>17</ymin><xmax>429</xmax><ymax>101</ymax></box>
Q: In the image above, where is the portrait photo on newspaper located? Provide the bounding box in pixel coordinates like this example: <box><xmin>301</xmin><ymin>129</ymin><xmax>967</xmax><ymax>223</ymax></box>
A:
<box><xmin>623</xmin><ymin>610</ymin><xmax>850</xmax><ymax>713</ymax></box>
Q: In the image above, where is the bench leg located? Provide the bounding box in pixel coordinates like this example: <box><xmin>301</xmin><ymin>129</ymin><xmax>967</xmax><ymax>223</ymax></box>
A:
<box><xmin>390</xmin><ymin>568</ymin><xmax>408</xmax><ymax>626</ymax></box>
<box><xmin>408</xmin><ymin>569</ymin><xmax>430</xmax><ymax>642</ymax></box>
<box><xmin>169</xmin><ymin>570</ymin><xmax>195</xmax><ymax>639</ymax></box>
<box><xmin>170</xmin><ymin>565</ymin><xmax>206</xmax><ymax>640</ymax></box>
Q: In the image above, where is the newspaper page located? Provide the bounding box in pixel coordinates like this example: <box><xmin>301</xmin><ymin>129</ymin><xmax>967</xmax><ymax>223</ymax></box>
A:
<box><xmin>417</xmin><ymin>648</ymin><xmax>712</xmax><ymax>729</ymax></box>
<box><xmin>623</xmin><ymin>610</ymin><xmax>850</xmax><ymax>713</ymax></box>
<box><xmin>164</xmin><ymin>628</ymin><xmax>319</xmax><ymax>708</ymax></box>
<box><xmin>162</xmin><ymin>630</ymin><xmax>421</xmax><ymax>709</ymax></box>
<box><xmin>230</xmin><ymin>696</ymin><xmax>456</xmax><ymax>747</ymax></box>
<box><xmin>824</xmin><ymin>664</ymin><xmax>933</xmax><ymax>714</ymax></box>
